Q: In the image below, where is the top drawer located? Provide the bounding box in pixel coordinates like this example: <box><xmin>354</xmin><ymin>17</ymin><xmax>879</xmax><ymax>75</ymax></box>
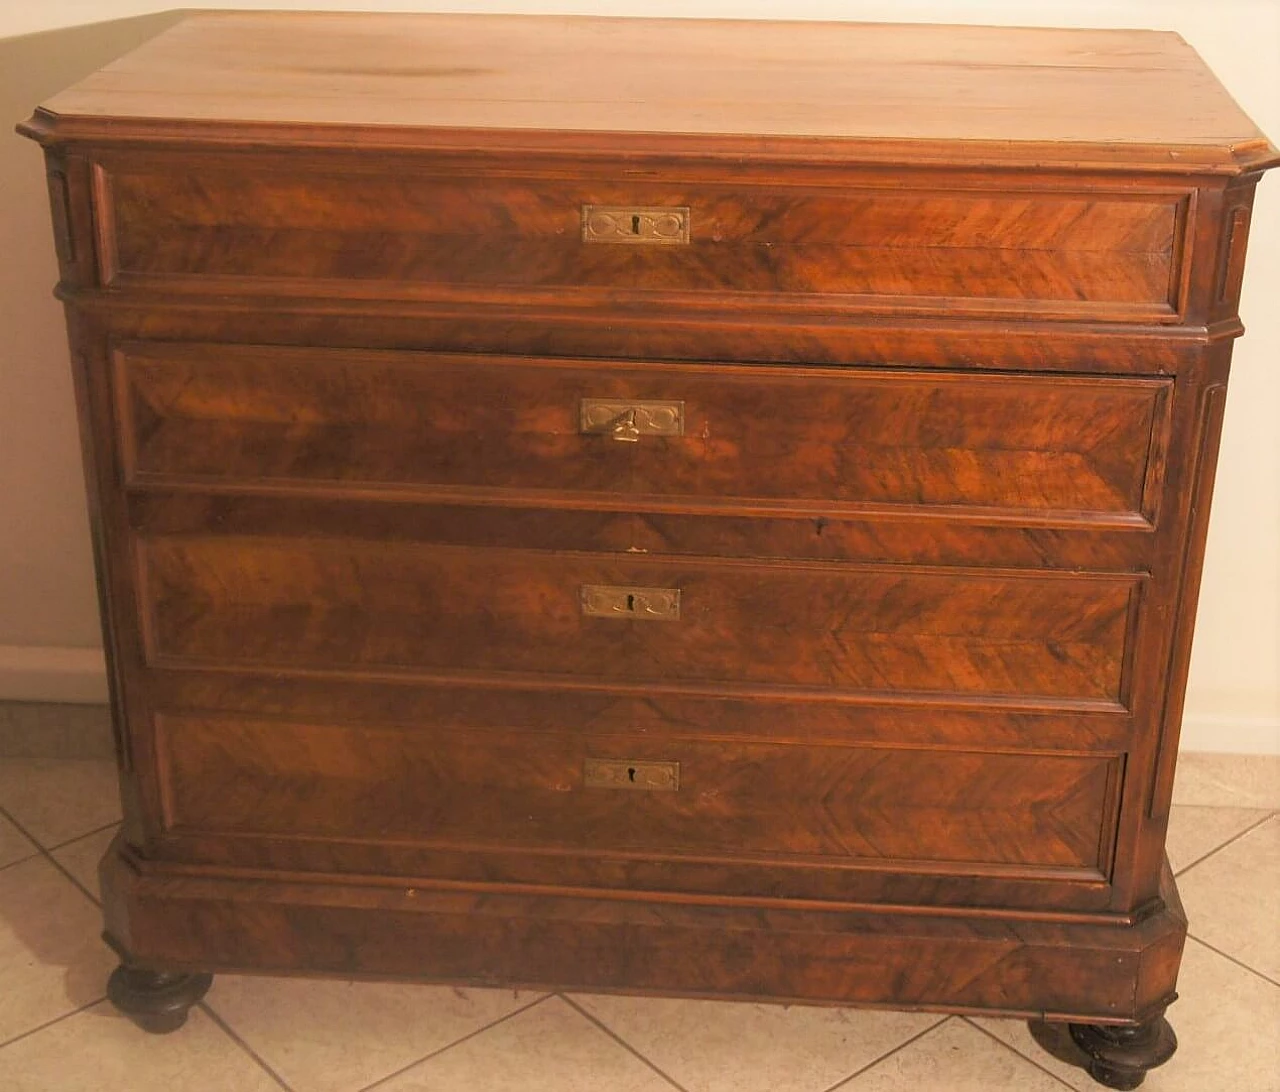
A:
<box><xmin>92</xmin><ymin>157</ymin><xmax>1185</xmax><ymax>321</ymax></box>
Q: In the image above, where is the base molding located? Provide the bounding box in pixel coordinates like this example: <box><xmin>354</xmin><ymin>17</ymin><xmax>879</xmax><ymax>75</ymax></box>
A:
<box><xmin>0</xmin><ymin>645</ymin><xmax>107</xmax><ymax>703</ymax></box>
<box><xmin>100</xmin><ymin>838</ymin><xmax>1186</xmax><ymax>1025</ymax></box>
<box><xmin>1178</xmin><ymin>713</ymin><xmax>1280</xmax><ymax>756</ymax></box>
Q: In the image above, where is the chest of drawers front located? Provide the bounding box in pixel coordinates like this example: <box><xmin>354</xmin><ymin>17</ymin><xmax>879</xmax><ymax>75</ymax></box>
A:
<box><xmin>21</xmin><ymin>13</ymin><xmax>1276</xmax><ymax>1086</ymax></box>
<box><xmin>64</xmin><ymin>144</ymin><xmax>1213</xmax><ymax>968</ymax></box>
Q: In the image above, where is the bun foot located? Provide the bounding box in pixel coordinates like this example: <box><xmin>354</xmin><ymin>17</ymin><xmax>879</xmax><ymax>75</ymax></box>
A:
<box><xmin>1058</xmin><ymin>1013</ymin><xmax>1177</xmax><ymax>1090</ymax></box>
<box><xmin>107</xmin><ymin>964</ymin><xmax>213</xmax><ymax>1034</ymax></box>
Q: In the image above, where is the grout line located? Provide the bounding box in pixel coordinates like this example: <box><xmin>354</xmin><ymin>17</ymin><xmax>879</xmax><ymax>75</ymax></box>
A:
<box><xmin>198</xmin><ymin>1001</ymin><xmax>294</xmax><ymax>1091</ymax></box>
<box><xmin>43</xmin><ymin>851</ymin><xmax>102</xmax><ymax>908</ymax></box>
<box><xmin>0</xmin><ymin>803</ymin><xmax>113</xmax><ymax>1055</ymax></box>
<box><xmin>1174</xmin><ymin>809</ymin><xmax>1276</xmax><ymax>878</ymax></box>
<box><xmin>560</xmin><ymin>993</ymin><xmax>692</xmax><ymax>1092</ymax></box>
<box><xmin>358</xmin><ymin>990</ymin><xmax>553</xmax><ymax>1091</ymax></box>
<box><xmin>0</xmin><ymin>847</ymin><xmax>41</xmax><ymax>874</ymax></box>
<box><xmin>0</xmin><ymin>805</ymin><xmax>42</xmax><ymax>873</ymax></box>
<box><xmin>1186</xmin><ymin>934</ymin><xmax>1280</xmax><ymax>991</ymax></box>
<box><xmin>0</xmin><ymin>996</ymin><xmax>107</xmax><ymax>1053</ymax></box>
<box><xmin>822</xmin><ymin>1013</ymin><xmax>952</xmax><ymax>1092</ymax></box>
<box><xmin>0</xmin><ymin>804</ymin><xmax>102</xmax><ymax>907</ymax></box>
<box><xmin>963</xmin><ymin>1015</ymin><xmax>1080</xmax><ymax>1090</ymax></box>
<box><xmin>43</xmin><ymin>819</ymin><xmax>121</xmax><ymax>854</ymax></box>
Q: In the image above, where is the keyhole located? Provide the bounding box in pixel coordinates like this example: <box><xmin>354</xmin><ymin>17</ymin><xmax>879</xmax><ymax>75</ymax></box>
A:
<box><xmin>626</xmin><ymin>594</ymin><xmax>636</xmax><ymax>612</ymax></box>
<box><xmin>627</xmin><ymin>767</ymin><xmax>637</xmax><ymax>782</ymax></box>
<box><xmin>631</xmin><ymin>214</ymin><xmax>641</xmax><ymax>235</ymax></box>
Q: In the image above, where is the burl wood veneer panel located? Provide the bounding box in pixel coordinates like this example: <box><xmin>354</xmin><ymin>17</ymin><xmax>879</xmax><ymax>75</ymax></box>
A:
<box><xmin>95</xmin><ymin>161</ymin><xmax>1183</xmax><ymax>319</ymax></box>
<box><xmin>138</xmin><ymin>538</ymin><xmax>1138</xmax><ymax>706</ymax></box>
<box><xmin>154</xmin><ymin>713</ymin><xmax>1121</xmax><ymax>877</ymax></box>
<box><xmin>116</xmin><ymin>343</ymin><xmax>1171</xmax><ymax>523</ymax></box>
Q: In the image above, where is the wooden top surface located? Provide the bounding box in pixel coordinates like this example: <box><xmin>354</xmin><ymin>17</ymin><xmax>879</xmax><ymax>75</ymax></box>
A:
<box><xmin>24</xmin><ymin>12</ymin><xmax>1279</xmax><ymax>172</ymax></box>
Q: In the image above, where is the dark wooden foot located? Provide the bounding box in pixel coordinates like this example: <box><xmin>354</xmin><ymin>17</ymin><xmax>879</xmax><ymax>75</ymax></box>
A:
<box><xmin>1027</xmin><ymin>1011</ymin><xmax>1176</xmax><ymax>1090</ymax></box>
<box><xmin>107</xmin><ymin>964</ymin><xmax>213</xmax><ymax>1034</ymax></box>
<box><xmin>1066</xmin><ymin>1014</ymin><xmax>1177</xmax><ymax>1090</ymax></box>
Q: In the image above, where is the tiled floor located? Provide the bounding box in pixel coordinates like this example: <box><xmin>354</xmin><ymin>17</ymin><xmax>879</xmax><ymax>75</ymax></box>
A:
<box><xmin>1</xmin><ymin>722</ymin><xmax>1277</xmax><ymax>1091</ymax></box>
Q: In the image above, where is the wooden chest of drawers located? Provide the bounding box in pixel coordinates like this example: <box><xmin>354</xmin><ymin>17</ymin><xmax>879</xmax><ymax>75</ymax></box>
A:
<box><xmin>21</xmin><ymin>13</ymin><xmax>1276</xmax><ymax>1087</ymax></box>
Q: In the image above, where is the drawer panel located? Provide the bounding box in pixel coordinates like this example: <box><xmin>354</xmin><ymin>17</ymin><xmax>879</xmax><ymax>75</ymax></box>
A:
<box><xmin>155</xmin><ymin>712</ymin><xmax>1121</xmax><ymax>877</ymax></box>
<box><xmin>118</xmin><ymin>344</ymin><xmax>1170</xmax><ymax>523</ymax></box>
<box><xmin>140</xmin><ymin>539</ymin><xmax>1137</xmax><ymax>705</ymax></box>
<box><xmin>97</xmin><ymin>160</ymin><xmax>1182</xmax><ymax>320</ymax></box>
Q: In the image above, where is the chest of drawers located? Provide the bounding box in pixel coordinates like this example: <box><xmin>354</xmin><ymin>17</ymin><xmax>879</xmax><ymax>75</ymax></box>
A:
<box><xmin>20</xmin><ymin>13</ymin><xmax>1276</xmax><ymax>1087</ymax></box>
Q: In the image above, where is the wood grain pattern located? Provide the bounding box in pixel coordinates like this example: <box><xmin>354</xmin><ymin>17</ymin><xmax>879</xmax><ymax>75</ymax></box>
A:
<box><xmin>61</xmin><ymin>286</ymin><xmax>1224</xmax><ymax>375</ymax></box>
<box><xmin>139</xmin><ymin>538</ymin><xmax>1138</xmax><ymax>706</ymax></box>
<box><xmin>26</xmin><ymin>14</ymin><xmax>1278</xmax><ymax>174</ymax></box>
<box><xmin>144</xmin><ymin>669</ymin><xmax>1132</xmax><ymax>752</ymax></box>
<box><xmin>118</xmin><ymin>343</ymin><xmax>1170</xmax><ymax>522</ymax></box>
<box><xmin>142</xmin><ymin>827</ymin><xmax>1123</xmax><ymax>913</ymax></box>
<box><xmin>98</xmin><ymin>164</ymin><xmax>1182</xmax><ymax>317</ymax></box>
<box><xmin>127</xmin><ymin>491</ymin><xmax>1156</xmax><ymax>571</ymax></box>
<box><xmin>155</xmin><ymin>713</ymin><xmax>1120</xmax><ymax>877</ymax></box>
<box><xmin>100</xmin><ymin>846</ymin><xmax>1187</xmax><ymax>1023</ymax></box>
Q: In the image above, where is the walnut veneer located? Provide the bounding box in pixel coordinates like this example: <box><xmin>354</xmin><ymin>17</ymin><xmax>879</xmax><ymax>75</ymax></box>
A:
<box><xmin>19</xmin><ymin>13</ymin><xmax>1278</xmax><ymax>1088</ymax></box>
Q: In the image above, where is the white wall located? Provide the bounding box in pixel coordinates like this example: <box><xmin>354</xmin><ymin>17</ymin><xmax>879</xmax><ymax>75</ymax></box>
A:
<box><xmin>2</xmin><ymin>1</ymin><xmax>1277</xmax><ymax>753</ymax></box>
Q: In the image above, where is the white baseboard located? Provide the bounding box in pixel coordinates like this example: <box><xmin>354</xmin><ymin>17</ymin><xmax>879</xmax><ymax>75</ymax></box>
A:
<box><xmin>1178</xmin><ymin>713</ymin><xmax>1280</xmax><ymax>755</ymax></box>
<box><xmin>0</xmin><ymin>644</ymin><xmax>1277</xmax><ymax>753</ymax></box>
<box><xmin>0</xmin><ymin>644</ymin><xmax>108</xmax><ymax>703</ymax></box>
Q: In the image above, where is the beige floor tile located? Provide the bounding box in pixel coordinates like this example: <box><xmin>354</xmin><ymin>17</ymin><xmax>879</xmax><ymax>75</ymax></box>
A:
<box><xmin>840</xmin><ymin>1017</ymin><xmax>1065</xmax><ymax>1091</ymax></box>
<box><xmin>0</xmin><ymin>1000</ymin><xmax>283</xmax><ymax>1091</ymax></box>
<box><xmin>0</xmin><ymin>758</ymin><xmax>121</xmax><ymax>848</ymax></box>
<box><xmin>975</xmin><ymin>940</ymin><xmax>1280</xmax><ymax>1091</ymax></box>
<box><xmin>1172</xmin><ymin>753</ymin><xmax>1280</xmax><ymax>809</ymax></box>
<box><xmin>50</xmin><ymin>823</ymin><xmax>118</xmax><ymax>902</ymax></box>
<box><xmin>0</xmin><ymin>855</ymin><xmax>115</xmax><ymax>1044</ymax></box>
<box><xmin>573</xmin><ymin>992</ymin><xmax>942</xmax><ymax>1092</ymax></box>
<box><xmin>967</xmin><ymin>1016</ymin><xmax>1082</xmax><ymax>1088</ymax></box>
<box><xmin>374</xmin><ymin>994</ymin><xmax>676</xmax><ymax>1092</ymax></box>
<box><xmin>1179</xmin><ymin>815</ymin><xmax>1280</xmax><ymax>982</ymax></box>
<box><xmin>0</xmin><ymin>811</ymin><xmax>37</xmax><ymax>869</ymax></box>
<box><xmin>207</xmin><ymin>974</ymin><xmax>544</xmax><ymax>1092</ymax></box>
<box><xmin>1165</xmin><ymin>804</ymin><xmax>1272</xmax><ymax>874</ymax></box>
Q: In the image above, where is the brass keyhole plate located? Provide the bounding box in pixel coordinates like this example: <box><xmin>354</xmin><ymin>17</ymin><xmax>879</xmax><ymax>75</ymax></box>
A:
<box><xmin>580</xmin><ymin>399</ymin><xmax>684</xmax><ymax>438</ymax></box>
<box><xmin>580</xmin><ymin>584</ymin><xmax>681</xmax><ymax>620</ymax></box>
<box><xmin>582</xmin><ymin>205</ymin><xmax>691</xmax><ymax>245</ymax></box>
<box><xmin>584</xmin><ymin>758</ymin><xmax>680</xmax><ymax>791</ymax></box>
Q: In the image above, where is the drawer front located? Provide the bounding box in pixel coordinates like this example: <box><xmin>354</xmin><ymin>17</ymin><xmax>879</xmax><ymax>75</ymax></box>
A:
<box><xmin>155</xmin><ymin>712</ymin><xmax>1121</xmax><ymax>879</ymax></box>
<box><xmin>96</xmin><ymin>158</ymin><xmax>1183</xmax><ymax>320</ymax></box>
<box><xmin>140</xmin><ymin>539</ymin><xmax>1137</xmax><ymax>706</ymax></box>
<box><xmin>118</xmin><ymin>343</ymin><xmax>1170</xmax><ymax>524</ymax></box>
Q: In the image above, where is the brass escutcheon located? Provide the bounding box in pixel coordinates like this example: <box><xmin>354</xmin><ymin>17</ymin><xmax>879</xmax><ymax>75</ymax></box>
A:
<box><xmin>580</xmin><ymin>399</ymin><xmax>684</xmax><ymax>442</ymax></box>
<box><xmin>584</xmin><ymin>758</ymin><xmax>680</xmax><ymax>791</ymax></box>
<box><xmin>582</xmin><ymin>204</ymin><xmax>690</xmax><ymax>245</ymax></box>
<box><xmin>580</xmin><ymin>584</ymin><xmax>681</xmax><ymax>621</ymax></box>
